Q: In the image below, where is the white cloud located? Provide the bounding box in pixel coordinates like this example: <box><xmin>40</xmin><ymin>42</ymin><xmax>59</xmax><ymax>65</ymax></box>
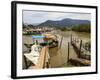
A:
<box><xmin>23</xmin><ymin>10</ymin><xmax>91</xmax><ymax>24</ymax></box>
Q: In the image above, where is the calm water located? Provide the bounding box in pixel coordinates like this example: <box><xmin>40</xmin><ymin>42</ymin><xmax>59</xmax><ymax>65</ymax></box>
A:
<box><xmin>49</xmin><ymin>31</ymin><xmax>90</xmax><ymax>68</ymax></box>
<box><xmin>23</xmin><ymin>31</ymin><xmax>90</xmax><ymax>68</ymax></box>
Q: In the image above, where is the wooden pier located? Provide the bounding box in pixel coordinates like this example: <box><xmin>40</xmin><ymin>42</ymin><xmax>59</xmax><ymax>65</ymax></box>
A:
<box><xmin>24</xmin><ymin>46</ymin><xmax>51</xmax><ymax>69</ymax></box>
<box><xmin>71</xmin><ymin>35</ymin><xmax>91</xmax><ymax>60</ymax></box>
<box><xmin>69</xmin><ymin>58</ymin><xmax>91</xmax><ymax>66</ymax></box>
<box><xmin>67</xmin><ymin>35</ymin><xmax>91</xmax><ymax>66</ymax></box>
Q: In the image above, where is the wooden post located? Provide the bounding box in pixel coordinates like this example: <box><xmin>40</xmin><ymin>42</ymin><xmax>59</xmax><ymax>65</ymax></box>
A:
<box><xmin>79</xmin><ymin>40</ymin><xmax>82</xmax><ymax>58</ymax></box>
<box><xmin>59</xmin><ymin>36</ymin><xmax>63</xmax><ymax>49</ymax></box>
<box><xmin>71</xmin><ymin>35</ymin><xmax>72</xmax><ymax>44</ymax></box>
<box><xmin>24</xmin><ymin>55</ymin><xmax>28</xmax><ymax>69</ymax></box>
<box><xmin>67</xmin><ymin>42</ymin><xmax>70</xmax><ymax>62</ymax></box>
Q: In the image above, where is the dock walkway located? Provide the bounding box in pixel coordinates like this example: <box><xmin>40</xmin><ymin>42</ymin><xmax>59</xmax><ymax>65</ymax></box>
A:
<box><xmin>24</xmin><ymin>46</ymin><xmax>50</xmax><ymax>69</ymax></box>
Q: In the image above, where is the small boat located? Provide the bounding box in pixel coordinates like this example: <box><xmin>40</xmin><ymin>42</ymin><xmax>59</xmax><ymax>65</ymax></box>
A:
<box><xmin>31</xmin><ymin>34</ymin><xmax>58</xmax><ymax>48</ymax></box>
<box><xmin>24</xmin><ymin>41</ymin><xmax>50</xmax><ymax>69</ymax></box>
<box><xmin>42</xmin><ymin>33</ymin><xmax>58</xmax><ymax>48</ymax></box>
<box><xmin>24</xmin><ymin>42</ymin><xmax>41</xmax><ymax>65</ymax></box>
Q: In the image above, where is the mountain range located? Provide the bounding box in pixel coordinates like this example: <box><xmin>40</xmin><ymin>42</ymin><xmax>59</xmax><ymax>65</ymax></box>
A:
<box><xmin>37</xmin><ymin>18</ymin><xmax>90</xmax><ymax>27</ymax></box>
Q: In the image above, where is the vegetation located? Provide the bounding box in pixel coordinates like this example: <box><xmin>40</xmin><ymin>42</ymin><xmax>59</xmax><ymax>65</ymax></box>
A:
<box><xmin>54</xmin><ymin>26</ymin><xmax>71</xmax><ymax>31</ymax></box>
<box><xmin>23</xmin><ymin>23</ymin><xmax>91</xmax><ymax>33</ymax></box>
<box><xmin>71</xmin><ymin>24</ymin><xmax>90</xmax><ymax>33</ymax></box>
<box><xmin>50</xmin><ymin>24</ymin><xmax>90</xmax><ymax>32</ymax></box>
<box><xmin>58</xmin><ymin>27</ymin><xmax>67</xmax><ymax>31</ymax></box>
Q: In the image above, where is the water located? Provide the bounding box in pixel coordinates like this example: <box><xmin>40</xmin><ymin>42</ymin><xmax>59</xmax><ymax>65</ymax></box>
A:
<box><xmin>49</xmin><ymin>31</ymin><xmax>90</xmax><ymax>68</ymax></box>
<box><xmin>23</xmin><ymin>31</ymin><xmax>91</xmax><ymax>68</ymax></box>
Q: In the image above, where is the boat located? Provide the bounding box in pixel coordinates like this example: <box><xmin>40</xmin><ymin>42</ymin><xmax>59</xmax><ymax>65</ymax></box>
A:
<box><xmin>24</xmin><ymin>41</ymin><xmax>50</xmax><ymax>69</ymax></box>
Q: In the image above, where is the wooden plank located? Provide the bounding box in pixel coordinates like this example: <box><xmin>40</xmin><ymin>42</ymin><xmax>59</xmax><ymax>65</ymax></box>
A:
<box><xmin>31</xmin><ymin>46</ymin><xmax>48</xmax><ymax>69</ymax></box>
<box><xmin>69</xmin><ymin>58</ymin><xmax>91</xmax><ymax>66</ymax></box>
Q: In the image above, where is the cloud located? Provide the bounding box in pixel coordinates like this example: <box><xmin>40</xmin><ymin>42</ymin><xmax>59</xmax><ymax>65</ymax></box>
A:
<box><xmin>23</xmin><ymin>10</ymin><xmax>91</xmax><ymax>24</ymax></box>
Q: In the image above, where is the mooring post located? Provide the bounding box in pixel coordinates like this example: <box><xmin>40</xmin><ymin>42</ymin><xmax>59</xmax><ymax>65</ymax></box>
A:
<box><xmin>67</xmin><ymin>42</ymin><xmax>70</xmax><ymax>62</ymax></box>
<box><xmin>71</xmin><ymin>35</ymin><xmax>72</xmax><ymax>44</ymax></box>
<box><xmin>79</xmin><ymin>40</ymin><xmax>82</xmax><ymax>58</ymax></box>
<box><xmin>59</xmin><ymin>36</ymin><xmax>63</xmax><ymax>49</ymax></box>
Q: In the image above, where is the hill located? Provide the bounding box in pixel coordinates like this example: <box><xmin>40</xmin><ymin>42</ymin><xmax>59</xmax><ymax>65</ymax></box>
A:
<box><xmin>38</xmin><ymin>18</ymin><xmax>90</xmax><ymax>27</ymax></box>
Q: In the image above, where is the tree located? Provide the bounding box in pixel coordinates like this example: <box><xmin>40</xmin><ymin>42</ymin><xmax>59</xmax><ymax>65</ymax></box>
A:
<box><xmin>71</xmin><ymin>24</ymin><xmax>90</xmax><ymax>33</ymax></box>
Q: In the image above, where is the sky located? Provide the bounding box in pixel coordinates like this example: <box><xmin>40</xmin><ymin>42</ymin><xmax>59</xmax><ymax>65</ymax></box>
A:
<box><xmin>23</xmin><ymin>10</ymin><xmax>91</xmax><ymax>25</ymax></box>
